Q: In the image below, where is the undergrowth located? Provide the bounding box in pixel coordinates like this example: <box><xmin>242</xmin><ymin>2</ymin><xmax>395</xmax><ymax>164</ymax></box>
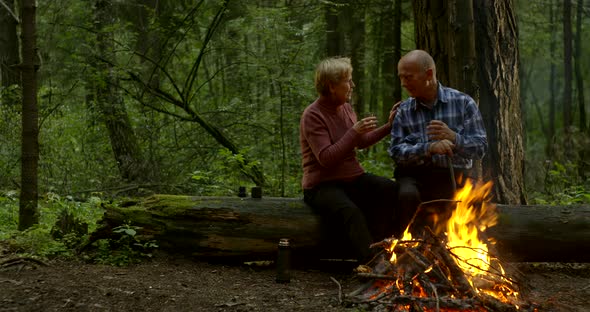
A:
<box><xmin>527</xmin><ymin>160</ymin><xmax>590</xmax><ymax>205</ymax></box>
<box><xmin>0</xmin><ymin>192</ymin><xmax>158</xmax><ymax>266</ymax></box>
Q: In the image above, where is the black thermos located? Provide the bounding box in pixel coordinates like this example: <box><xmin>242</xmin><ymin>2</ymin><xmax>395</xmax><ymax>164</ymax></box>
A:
<box><xmin>276</xmin><ymin>238</ymin><xmax>291</xmax><ymax>283</ymax></box>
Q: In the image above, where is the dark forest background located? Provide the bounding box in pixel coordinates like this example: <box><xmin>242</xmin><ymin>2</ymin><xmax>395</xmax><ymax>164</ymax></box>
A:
<box><xmin>1</xmin><ymin>1</ymin><xmax>589</xmax><ymax>236</ymax></box>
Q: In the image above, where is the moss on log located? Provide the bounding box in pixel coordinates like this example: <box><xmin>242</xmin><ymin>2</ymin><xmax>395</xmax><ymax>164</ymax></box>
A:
<box><xmin>94</xmin><ymin>195</ymin><xmax>590</xmax><ymax>262</ymax></box>
<box><xmin>96</xmin><ymin>195</ymin><xmax>323</xmax><ymax>260</ymax></box>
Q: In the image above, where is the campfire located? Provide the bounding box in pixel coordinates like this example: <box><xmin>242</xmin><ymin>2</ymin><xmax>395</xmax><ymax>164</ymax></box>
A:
<box><xmin>346</xmin><ymin>180</ymin><xmax>538</xmax><ymax>311</ymax></box>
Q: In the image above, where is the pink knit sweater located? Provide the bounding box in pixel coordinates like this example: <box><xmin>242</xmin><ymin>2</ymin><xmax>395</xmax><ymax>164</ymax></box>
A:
<box><xmin>300</xmin><ymin>96</ymin><xmax>391</xmax><ymax>189</ymax></box>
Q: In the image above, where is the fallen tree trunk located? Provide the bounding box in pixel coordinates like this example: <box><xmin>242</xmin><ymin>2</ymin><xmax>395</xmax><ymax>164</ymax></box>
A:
<box><xmin>92</xmin><ymin>195</ymin><xmax>590</xmax><ymax>262</ymax></box>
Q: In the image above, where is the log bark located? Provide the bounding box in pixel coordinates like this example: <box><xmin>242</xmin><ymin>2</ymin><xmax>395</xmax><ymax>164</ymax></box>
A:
<box><xmin>93</xmin><ymin>195</ymin><xmax>590</xmax><ymax>262</ymax></box>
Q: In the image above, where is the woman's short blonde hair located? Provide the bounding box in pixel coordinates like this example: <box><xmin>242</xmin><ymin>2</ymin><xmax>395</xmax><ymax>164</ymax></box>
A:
<box><xmin>314</xmin><ymin>57</ymin><xmax>352</xmax><ymax>96</ymax></box>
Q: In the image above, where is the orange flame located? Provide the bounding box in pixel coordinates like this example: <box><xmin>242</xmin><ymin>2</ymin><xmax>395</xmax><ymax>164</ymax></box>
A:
<box><xmin>447</xmin><ymin>180</ymin><xmax>496</xmax><ymax>274</ymax></box>
<box><xmin>385</xmin><ymin>179</ymin><xmax>521</xmax><ymax>307</ymax></box>
<box><xmin>445</xmin><ymin>180</ymin><xmax>519</xmax><ymax>301</ymax></box>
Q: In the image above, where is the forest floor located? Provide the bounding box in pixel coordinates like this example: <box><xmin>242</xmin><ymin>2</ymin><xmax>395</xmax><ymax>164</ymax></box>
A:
<box><xmin>1</xmin><ymin>250</ymin><xmax>590</xmax><ymax>312</ymax></box>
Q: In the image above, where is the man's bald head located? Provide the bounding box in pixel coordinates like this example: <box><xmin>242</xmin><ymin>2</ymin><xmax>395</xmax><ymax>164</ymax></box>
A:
<box><xmin>397</xmin><ymin>50</ymin><xmax>438</xmax><ymax>103</ymax></box>
<box><xmin>400</xmin><ymin>50</ymin><xmax>436</xmax><ymax>76</ymax></box>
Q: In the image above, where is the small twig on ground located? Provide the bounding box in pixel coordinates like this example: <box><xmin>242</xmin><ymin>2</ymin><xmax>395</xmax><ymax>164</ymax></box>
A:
<box><xmin>356</xmin><ymin>273</ymin><xmax>398</xmax><ymax>280</ymax></box>
<box><xmin>329</xmin><ymin>276</ymin><xmax>342</xmax><ymax>305</ymax></box>
<box><xmin>0</xmin><ymin>257</ymin><xmax>49</xmax><ymax>268</ymax></box>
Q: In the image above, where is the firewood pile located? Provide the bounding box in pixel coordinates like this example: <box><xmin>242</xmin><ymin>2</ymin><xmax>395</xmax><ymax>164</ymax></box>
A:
<box><xmin>345</xmin><ymin>227</ymin><xmax>538</xmax><ymax>312</ymax></box>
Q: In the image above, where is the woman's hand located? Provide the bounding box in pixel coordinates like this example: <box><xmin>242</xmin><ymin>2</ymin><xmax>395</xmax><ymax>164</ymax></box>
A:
<box><xmin>353</xmin><ymin>116</ymin><xmax>378</xmax><ymax>133</ymax></box>
<box><xmin>388</xmin><ymin>101</ymin><xmax>401</xmax><ymax>125</ymax></box>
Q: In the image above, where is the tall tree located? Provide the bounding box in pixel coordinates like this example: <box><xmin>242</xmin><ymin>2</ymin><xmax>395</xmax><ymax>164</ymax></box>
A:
<box><xmin>0</xmin><ymin>0</ymin><xmax>20</xmax><ymax>88</ymax></box>
<box><xmin>346</xmin><ymin>3</ymin><xmax>365</xmax><ymax>114</ymax></box>
<box><xmin>562</xmin><ymin>0</ymin><xmax>573</xmax><ymax>133</ymax></box>
<box><xmin>448</xmin><ymin>0</ymin><xmax>477</xmax><ymax>100</ymax></box>
<box><xmin>93</xmin><ymin>0</ymin><xmax>145</xmax><ymax>182</ymax></box>
<box><xmin>574</xmin><ymin>0</ymin><xmax>586</xmax><ymax>133</ymax></box>
<box><xmin>474</xmin><ymin>0</ymin><xmax>526</xmax><ymax>204</ymax></box>
<box><xmin>413</xmin><ymin>0</ymin><xmax>476</xmax><ymax>97</ymax></box>
<box><xmin>125</xmin><ymin>0</ymin><xmax>165</xmax><ymax>102</ymax></box>
<box><xmin>381</xmin><ymin>0</ymin><xmax>402</xmax><ymax>119</ymax></box>
<box><xmin>548</xmin><ymin>0</ymin><xmax>557</xmax><ymax>154</ymax></box>
<box><xmin>413</xmin><ymin>0</ymin><xmax>526</xmax><ymax>204</ymax></box>
<box><xmin>449</xmin><ymin>0</ymin><xmax>480</xmax><ymax>180</ymax></box>
<box><xmin>367</xmin><ymin>6</ymin><xmax>383</xmax><ymax>120</ymax></box>
<box><xmin>574</xmin><ymin>0</ymin><xmax>587</xmax><ymax>181</ymax></box>
<box><xmin>392</xmin><ymin>0</ymin><xmax>402</xmax><ymax>103</ymax></box>
<box><xmin>325</xmin><ymin>2</ymin><xmax>343</xmax><ymax>57</ymax></box>
<box><xmin>18</xmin><ymin>0</ymin><xmax>39</xmax><ymax>230</ymax></box>
<box><xmin>413</xmin><ymin>1</ymin><xmax>450</xmax><ymax>85</ymax></box>
<box><xmin>323</xmin><ymin>1</ymin><xmax>366</xmax><ymax>113</ymax></box>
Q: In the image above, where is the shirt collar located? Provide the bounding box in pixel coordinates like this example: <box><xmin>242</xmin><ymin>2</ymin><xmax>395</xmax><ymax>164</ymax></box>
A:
<box><xmin>412</xmin><ymin>82</ymin><xmax>447</xmax><ymax>111</ymax></box>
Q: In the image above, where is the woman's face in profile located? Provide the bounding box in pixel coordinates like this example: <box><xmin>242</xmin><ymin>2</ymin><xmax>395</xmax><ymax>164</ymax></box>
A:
<box><xmin>330</xmin><ymin>72</ymin><xmax>354</xmax><ymax>104</ymax></box>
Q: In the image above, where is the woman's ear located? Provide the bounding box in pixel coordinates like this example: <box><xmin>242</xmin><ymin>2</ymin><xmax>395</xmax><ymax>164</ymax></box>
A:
<box><xmin>327</xmin><ymin>81</ymin><xmax>335</xmax><ymax>94</ymax></box>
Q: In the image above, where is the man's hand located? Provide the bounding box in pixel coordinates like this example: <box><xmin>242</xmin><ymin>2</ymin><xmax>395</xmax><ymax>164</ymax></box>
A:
<box><xmin>427</xmin><ymin>120</ymin><xmax>456</xmax><ymax>143</ymax></box>
<box><xmin>428</xmin><ymin>139</ymin><xmax>455</xmax><ymax>156</ymax></box>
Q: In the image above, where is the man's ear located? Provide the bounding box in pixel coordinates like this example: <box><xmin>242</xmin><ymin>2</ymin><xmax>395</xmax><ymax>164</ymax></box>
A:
<box><xmin>425</xmin><ymin>68</ymin><xmax>434</xmax><ymax>80</ymax></box>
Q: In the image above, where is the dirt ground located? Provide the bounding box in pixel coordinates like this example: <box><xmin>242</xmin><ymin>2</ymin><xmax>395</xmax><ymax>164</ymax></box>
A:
<box><xmin>1</xmin><ymin>252</ymin><xmax>589</xmax><ymax>312</ymax></box>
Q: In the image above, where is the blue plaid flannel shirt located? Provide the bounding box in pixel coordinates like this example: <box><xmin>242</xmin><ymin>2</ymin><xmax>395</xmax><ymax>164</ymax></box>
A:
<box><xmin>388</xmin><ymin>83</ymin><xmax>488</xmax><ymax>169</ymax></box>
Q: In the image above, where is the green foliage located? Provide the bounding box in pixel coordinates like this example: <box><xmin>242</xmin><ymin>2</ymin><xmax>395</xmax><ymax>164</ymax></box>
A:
<box><xmin>3</xmin><ymin>1</ymin><xmax>590</xmax><ymax>205</ymax></box>
<box><xmin>0</xmin><ymin>192</ymin><xmax>105</xmax><ymax>260</ymax></box>
<box><xmin>91</xmin><ymin>224</ymin><xmax>159</xmax><ymax>267</ymax></box>
<box><xmin>0</xmin><ymin>191</ymin><xmax>19</xmax><ymax>233</ymax></box>
<box><xmin>1</xmin><ymin>193</ymin><xmax>159</xmax><ymax>266</ymax></box>
<box><xmin>187</xmin><ymin>148</ymin><xmax>257</xmax><ymax>195</ymax></box>
<box><xmin>519</xmin><ymin>1</ymin><xmax>590</xmax><ymax>202</ymax></box>
<box><xmin>526</xmin><ymin>126</ymin><xmax>590</xmax><ymax>205</ymax></box>
<box><xmin>42</xmin><ymin>193</ymin><xmax>105</xmax><ymax>233</ymax></box>
<box><xmin>358</xmin><ymin>144</ymin><xmax>395</xmax><ymax>179</ymax></box>
<box><xmin>528</xmin><ymin>160</ymin><xmax>590</xmax><ymax>205</ymax></box>
<box><xmin>0</xmin><ymin>91</ymin><xmax>21</xmax><ymax>188</ymax></box>
<box><xmin>3</xmin><ymin>225</ymin><xmax>72</xmax><ymax>258</ymax></box>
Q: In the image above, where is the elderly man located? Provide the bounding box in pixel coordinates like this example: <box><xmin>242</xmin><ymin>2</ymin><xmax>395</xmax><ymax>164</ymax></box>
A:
<box><xmin>388</xmin><ymin>50</ymin><xmax>488</xmax><ymax>235</ymax></box>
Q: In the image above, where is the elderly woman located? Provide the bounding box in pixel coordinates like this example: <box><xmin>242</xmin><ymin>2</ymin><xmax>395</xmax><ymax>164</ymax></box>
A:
<box><xmin>299</xmin><ymin>57</ymin><xmax>400</xmax><ymax>263</ymax></box>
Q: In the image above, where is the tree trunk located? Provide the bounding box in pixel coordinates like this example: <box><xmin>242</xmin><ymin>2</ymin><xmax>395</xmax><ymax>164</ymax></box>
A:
<box><xmin>448</xmin><ymin>0</ymin><xmax>482</xmax><ymax>180</ymax></box>
<box><xmin>548</xmin><ymin>0</ymin><xmax>557</xmax><ymax>155</ymax></box>
<box><xmin>393</xmin><ymin>0</ymin><xmax>402</xmax><ymax>103</ymax></box>
<box><xmin>574</xmin><ymin>0</ymin><xmax>588</xmax><ymax>182</ymax></box>
<box><xmin>93</xmin><ymin>0</ymin><xmax>145</xmax><ymax>182</ymax></box>
<box><xmin>574</xmin><ymin>0</ymin><xmax>586</xmax><ymax>133</ymax></box>
<box><xmin>413</xmin><ymin>1</ymin><xmax>525</xmax><ymax>204</ymax></box>
<box><xmin>18</xmin><ymin>0</ymin><xmax>39</xmax><ymax>230</ymax></box>
<box><xmin>0</xmin><ymin>0</ymin><xmax>20</xmax><ymax>88</ymax></box>
<box><xmin>474</xmin><ymin>0</ymin><xmax>526</xmax><ymax>204</ymax></box>
<box><xmin>412</xmin><ymin>0</ymin><xmax>450</xmax><ymax>85</ymax></box>
<box><xmin>381</xmin><ymin>0</ymin><xmax>401</xmax><ymax>118</ymax></box>
<box><xmin>562</xmin><ymin>0</ymin><xmax>573</xmax><ymax>132</ymax></box>
<box><xmin>448</xmin><ymin>0</ymin><xmax>477</xmax><ymax>100</ymax></box>
<box><xmin>325</xmin><ymin>2</ymin><xmax>343</xmax><ymax>57</ymax></box>
<box><xmin>93</xmin><ymin>195</ymin><xmax>590</xmax><ymax>263</ymax></box>
<box><xmin>345</xmin><ymin>3</ymin><xmax>365</xmax><ymax>115</ymax></box>
<box><xmin>368</xmin><ymin>16</ymin><xmax>381</xmax><ymax>121</ymax></box>
<box><xmin>119</xmin><ymin>0</ymin><xmax>166</xmax><ymax>182</ymax></box>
